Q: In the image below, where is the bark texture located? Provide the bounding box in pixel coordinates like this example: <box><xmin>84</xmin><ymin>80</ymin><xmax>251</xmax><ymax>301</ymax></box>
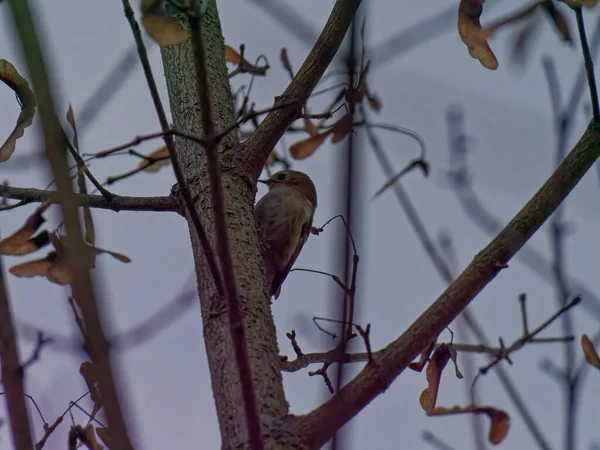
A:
<box><xmin>160</xmin><ymin>2</ymin><xmax>301</xmax><ymax>448</ymax></box>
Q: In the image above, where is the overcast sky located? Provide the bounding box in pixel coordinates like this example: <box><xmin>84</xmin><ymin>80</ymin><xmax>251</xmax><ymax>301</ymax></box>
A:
<box><xmin>1</xmin><ymin>1</ymin><xmax>600</xmax><ymax>449</ymax></box>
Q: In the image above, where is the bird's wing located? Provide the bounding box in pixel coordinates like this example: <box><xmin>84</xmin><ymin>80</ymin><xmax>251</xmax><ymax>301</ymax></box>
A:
<box><xmin>271</xmin><ymin>214</ymin><xmax>313</xmax><ymax>299</ymax></box>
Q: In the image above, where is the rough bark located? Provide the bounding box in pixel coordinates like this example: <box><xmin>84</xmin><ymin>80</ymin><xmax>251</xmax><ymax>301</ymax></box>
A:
<box><xmin>160</xmin><ymin>2</ymin><xmax>301</xmax><ymax>448</ymax></box>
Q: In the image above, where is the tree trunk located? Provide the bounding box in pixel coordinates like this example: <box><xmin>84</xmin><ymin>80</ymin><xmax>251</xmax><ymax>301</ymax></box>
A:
<box><xmin>160</xmin><ymin>1</ymin><xmax>306</xmax><ymax>448</ymax></box>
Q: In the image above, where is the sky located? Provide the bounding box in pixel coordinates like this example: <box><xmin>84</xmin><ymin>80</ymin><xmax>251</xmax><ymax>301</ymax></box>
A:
<box><xmin>1</xmin><ymin>0</ymin><xmax>600</xmax><ymax>449</ymax></box>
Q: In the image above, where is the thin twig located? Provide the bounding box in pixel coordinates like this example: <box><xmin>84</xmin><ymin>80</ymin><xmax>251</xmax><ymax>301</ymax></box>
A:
<box><xmin>241</xmin><ymin>0</ymin><xmax>363</xmax><ymax>178</ymax></box>
<box><xmin>478</xmin><ymin>296</ymin><xmax>580</xmax><ymax>375</ymax></box>
<box><xmin>188</xmin><ymin>5</ymin><xmax>263</xmax><ymax>448</ymax></box>
<box><xmin>575</xmin><ymin>7</ymin><xmax>600</xmax><ymax>118</ymax></box>
<box><xmin>0</xmin><ymin>255</ymin><xmax>34</xmax><ymax>450</ymax></box>
<box><xmin>286</xmin><ymin>330</ymin><xmax>304</xmax><ymax>357</ymax></box>
<box><xmin>293</xmin><ymin>113</ymin><xmax>600</xmax><ymax>448</ymax></box>
<box><xmin>369</xmin><ymin>112</ymin><xmax>550</xmax><ymax>450</ymax></box>
<box><xmin>121</xmin><ymin>0</ymin><xmax>224</xmax><ymax>297</ymax></box>
<box><xmin>20</xmin><ymin>332</ymin><xmax>52</xmax><ymax>372</ymax></box>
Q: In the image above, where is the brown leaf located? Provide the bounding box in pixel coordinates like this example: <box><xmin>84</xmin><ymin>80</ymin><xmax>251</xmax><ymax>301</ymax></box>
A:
<box><xmin>448</xmin><ymin>344</ymin><xmax>464</xmax><ymax>379</ymax></box>
<box><xmin>0</xmin><ymin>59</ymin><xmax>36</xmax><ymax>162</ymax></box>
<box><xmin>225</xmin><ymin>45</ymin><xmax>242</xmax><ymax>65</ymax></box>
<box><xmin>0</xmin><ymin>231</ymin><xmax>50</xmax><ymax>257</ymax></box>
<box><xmin>225</xmin><ymin>45</ymin><xmax>267</xmax><ymax>76</ymax></box>
<box><xmin>563</xmin><ymin>0</ymin><xmax>598</xmax><ymax>7</ymax></box>
<box><xmin>419</xmin><ymin>344</ymin><xmax>452</xmax><ymax>414</ymax></box>
<box><xmin>582</xmin><ymin>334</ymin><xmax>600</xmax><ymax>370</ymax></box>
<box><xmin>409</xmin><ymin>340</ymin><xmax>436</xmax><ymax>372</ymax></box>
<box><xmin>9</xmin><ymin>253</ymin><xmax>55</xmax><ymax>280</ymax></box>
<box><xmin>289</xmin><ymin>131</ymin><xmax>332</xmax><ymax>159</ymax></box>
<box><xmin>141</xmin><ymin>0</ymin><xmax>187</xmax><ymax>47</ymax></box>
<box><xmin>79</xmin><ymin>424</ymin><xmax>104</xmax><ymax>450</ymax></box>
<box><xmin>137</xmin><ymin>146</ymin><xmax>171</xmax><ymax>173</ymax></box>
<box><xmin>330</xmin><ymin>113</ymin><xmax>354</xmax><ymax>143</ymax></box>
<box><xmin>280</xmin><ymin>48</ymin><xmax>294</xmax><ymax>78</ymax></box>
<box><xmin>541</xmin><ymin>1</ymin><xmax>572</xmax><ymax>42</ymax></box>
<box><xmin>13</xmin><ymin>238</ymin><xmax>68</xmax><ymax>286</ymax></box>
<box><xmin>365</xmin><ymin>84</ymin><xmax>382</xmax><ymax>112</ymax></box>
<box><xmin>458</xmin><ymin>0</ymin><xmax>498</xmax><ymax>70</ymax></box>
<box><xmin>0</xmin><ymin>203</ymin><xmax>50</xmax><ymax>255</ymax></box>
<box><xmin>430</xmin><ymin>405</ymin><xmax>510</xmax><ymax>444</ymax></box>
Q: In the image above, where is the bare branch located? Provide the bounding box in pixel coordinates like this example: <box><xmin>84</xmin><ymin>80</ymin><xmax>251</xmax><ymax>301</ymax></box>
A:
<box><xmin>240</xmin><ymin>0</ymin><xmax>363</xmax><ymax>178</ymax></box>
<box><xmin>0</xmin><ymin>185</ymin><xmax>178</xmax><ymax>213</ymax></box>
<box><xmin>9</xmin><ymin>3</ymin><xmax>133</xmax><ymax>448</ymax></box>
<box><xmin>0</xmin><ymin>256</ymin><xmax>34</xmax><ymax>450</ymax></box>
<box><xmin>291</xmin><ymin>121</ymin><xmax>600</xmax><ymax>446</ymax></box>
<box><xmin>121</xmin><ymin>0</ymin><xmax>225</xmax><ymax>298</ymax></box>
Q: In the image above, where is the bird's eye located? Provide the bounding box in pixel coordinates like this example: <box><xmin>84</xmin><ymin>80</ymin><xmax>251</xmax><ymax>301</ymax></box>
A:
<box><xmin>277</xmin><ymin>173</ymin><xmax>286</xmax><ymax>181</ymax></box>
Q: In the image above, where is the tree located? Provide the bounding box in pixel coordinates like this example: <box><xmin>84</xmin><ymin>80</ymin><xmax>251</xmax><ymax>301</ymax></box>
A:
<box><xmin>1</xmin><ymin>0</ymin><xmax>600</xmax><ymax>449</ymax></box>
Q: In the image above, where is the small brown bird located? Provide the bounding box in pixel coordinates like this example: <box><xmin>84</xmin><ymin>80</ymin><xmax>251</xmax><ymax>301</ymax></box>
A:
<box><xmin>255</xmin><ymin>169</ymin><xmax>317</xmax><ymax>299</ymax></box>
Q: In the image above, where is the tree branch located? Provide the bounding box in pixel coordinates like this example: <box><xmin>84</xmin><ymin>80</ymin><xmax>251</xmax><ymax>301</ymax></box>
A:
<box><xmin>8</xmin><ymin>2</ymin><xmax>133</xmax><ymax>448</ymax></box>
<box><xmin>0</xmin><ymin>185</ymin><xmax>178</xmax><ymax>213</ymax></box>
<box><xmin>0</xmin><ymin>256</ymin><xmax>34</xmax><ymax>450</ymax></box>
<box><xmin>121</xmin><ymin>0</ymin><xmax>224</xmax><ymax>297</ymax></box>
<box><xmin>291</xmin><ymin>120</ymin><xmax>600</xmax><ymax>447</ymax></box>
<box><xmin>240</xmin><ymin>0</ymin><xmax>363</xmax><ymax>179</ymax></box>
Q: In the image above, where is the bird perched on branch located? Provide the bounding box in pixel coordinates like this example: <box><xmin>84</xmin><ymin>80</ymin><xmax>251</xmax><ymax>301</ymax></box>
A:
<box><xmin>255</xmin><ymin>169</ymin><xmax>317</xmax><ymax>299</ymax></box>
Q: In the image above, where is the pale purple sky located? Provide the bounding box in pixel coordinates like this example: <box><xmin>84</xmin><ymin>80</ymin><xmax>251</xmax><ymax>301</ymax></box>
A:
<box><xmin>1</xmin><ymin>1</ymin><xmax>600</xmax><ymax>449</ymax></box>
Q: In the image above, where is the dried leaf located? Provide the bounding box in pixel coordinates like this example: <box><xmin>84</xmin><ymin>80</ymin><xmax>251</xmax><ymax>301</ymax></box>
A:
<box><xmin>266</xmin><ymin>151</ymin><xmax>277</xmax><ymax>166</ymax></box>
<box><xmin>563</xmin><ymin>0</ymin><xmax>598</xmax><ymax>7</ymax></box>
<box><xmin>430</xmin><ymin>405</ymin><xmax>510</xmax><ymax>444</ymax></box>
<box><xmin>409</xmin><ymin>340</ymin><xmax>436</xmax><ymax>372</ymax></box>
<box><xmin>8</xmin><ymin>233</ymin><xmax>129</xmax><ymax>285</ymax></box>
<box><xmin>225</xmin><ymin>45</ymin><xmax>267</xmax><ymax>75</ymax></box>
<box><xmin>330</xmin><ymin>113</ymin><xmax>354</xmax><ymax>143</ymax></box>
<box><xmin>458</xmin><ymin>0</ymin><xmax>498</xmax><ymax>70</ymax></box>
<box><xmin>365</xmin><ymin>85</ymin><xmax>382</xmax><ymax>112</ymax></box>
<box><xmin>541</xmin><ymin>1</ymin><xmax>572</xmax><ymax>42</ymax></box>
<box><xmin>9</xmin><ymin>253</ymin><xmax>55</xmax><ymax>280</ymax></box>
<box><xmin>0</xmin><ymin>59</ymin><xmax>36</xmax><ymax>162</ymax></box>
<box><xmin>0</xmin><ymin>203</ymin><xmax>49</xmax><ymax>255</ymax></box>
<box><xmin>66</xmin><ymin>104</ymin><xmax>76</xmax><ymax>132</ymax></box>
<box><xmin>582</xmin><ymin>334</ymin><xmax>600</xmax><ymax>369</ymax></box>
<box><xmin>280</xmin><ymin>48</ymin><xmax>294</xmax><ymax>78</ymax></box>
<box><xmin>225</xmin><ymin>45</ymin><xmax>242</xmax><ymax>65</ymax></box>
<box><xmin>141</xmin><ymin>0</ymin><xmax>187</xmax><ymax>47</ymax></box>
<box><xmin>138</xmin><ymin>146</ymin><xmax>171</xmax><ymax>173</ymax></box>
<box><xmin>289</xmin><ymin>132</ymin><xmax>332</xmax><ymax>159</ymax></box>
<box><xmin>0</xmin><ymin>230</ymin><xmax>50</xmax><ymax>257</ymax></box>
<box><xmin>419</xmin><ymin>344</ymin><xmax>452</xmax><ymax>414</ymax></box>
<box><xmin>448</xmin><ymin>344</ymin><xmax>464</xmax><ymax>379</ymax></box>
<box><xmin>79</xmin><ymin>424</ymin><xmax>104</xmax><ymax>450</ymax></box>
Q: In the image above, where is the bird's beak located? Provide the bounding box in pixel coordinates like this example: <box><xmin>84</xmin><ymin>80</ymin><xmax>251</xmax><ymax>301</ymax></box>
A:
<box><xmin>257</xmin><ymin>179</ymin><xmax>269</xmax><ymax>185</ymax></box>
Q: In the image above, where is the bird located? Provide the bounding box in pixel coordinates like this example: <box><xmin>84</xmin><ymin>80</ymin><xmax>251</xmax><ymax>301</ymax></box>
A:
<box><xmin>255</xmin><ymin>169</ymin><xmax>317</xmax><ymax>299</ymax></box>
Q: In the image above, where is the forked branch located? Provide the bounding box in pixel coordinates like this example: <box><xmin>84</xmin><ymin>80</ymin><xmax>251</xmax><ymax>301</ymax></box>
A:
<box><xmin>240</xmin><ymin>0</ymin><xmax>363</xmax><ymax>178</ymax></box>
<box><xmin>291</xmin><ymin>121</ymin><xmax>600</xmax><ymax>447</ymax></box>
